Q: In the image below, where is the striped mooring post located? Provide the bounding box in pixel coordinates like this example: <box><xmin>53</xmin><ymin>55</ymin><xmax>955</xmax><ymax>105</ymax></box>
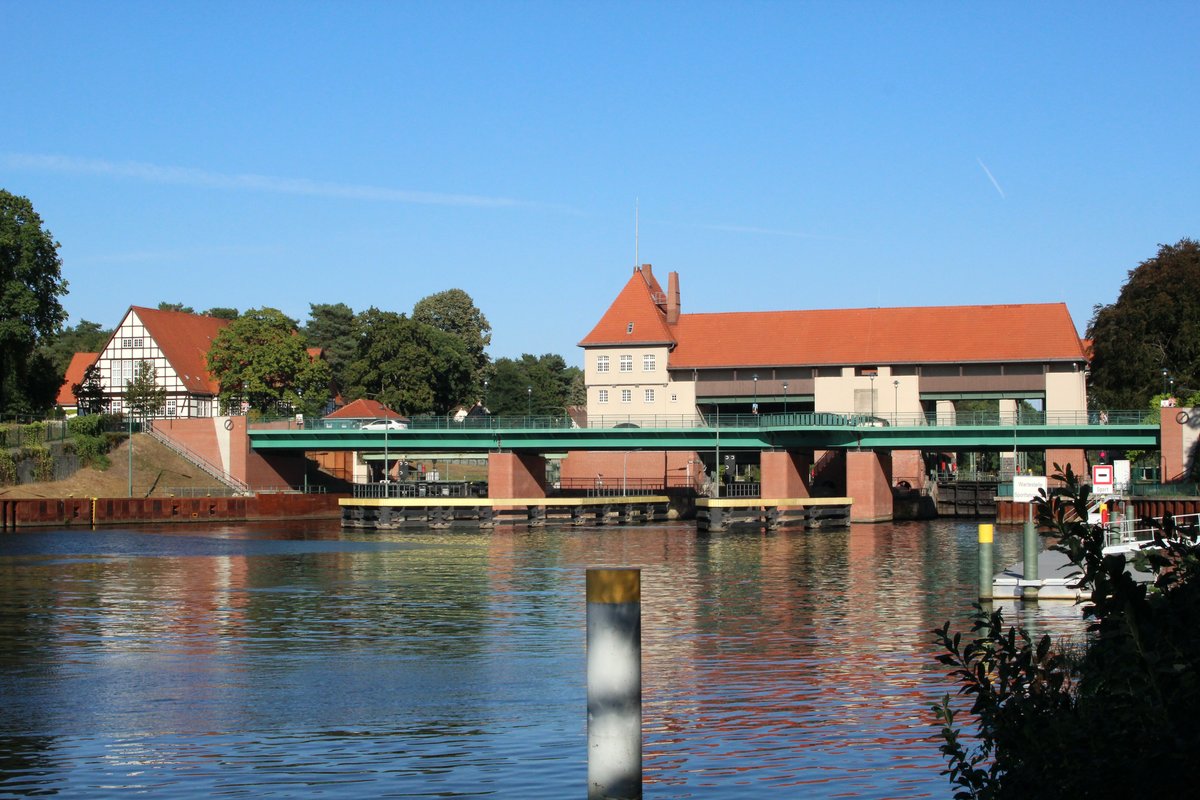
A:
<box><xmin>978</xmin><ymin>523</ymin><xmax>994</xmax><ymax>601</ymax></box>
<box><xmin>587</xmin><ymin>568</ymin><xmax>642</xmax><ymax>800</ymax></box>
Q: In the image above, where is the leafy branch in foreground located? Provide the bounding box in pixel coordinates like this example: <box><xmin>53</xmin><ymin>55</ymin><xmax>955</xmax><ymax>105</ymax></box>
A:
<box><xmin>931</xmin><ymin>463</ymin><xmax>1200</xmax><ymax>799</ymax></box>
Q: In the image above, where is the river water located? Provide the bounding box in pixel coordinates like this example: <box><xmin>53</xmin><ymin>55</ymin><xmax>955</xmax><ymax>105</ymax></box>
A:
<box><xmin>0</xmin><ymin>519</ymin><xmax>1084</xmax><ymax>798</ymax></box>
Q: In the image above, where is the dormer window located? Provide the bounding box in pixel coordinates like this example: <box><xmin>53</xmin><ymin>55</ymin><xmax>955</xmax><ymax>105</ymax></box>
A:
<box><xmin>626</xmin><ymin>322</ymin><xmax>634</xmax><ymax>334</ymax></box>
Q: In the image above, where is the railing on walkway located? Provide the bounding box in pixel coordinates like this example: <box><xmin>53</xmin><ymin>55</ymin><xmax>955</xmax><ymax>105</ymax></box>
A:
<box><xmin>1104</xmin><ymin>512</ymin><xmax>1200</xmax><ymax>552</ymax></box>
<box><xmin>353</xmin><ymin>481</ymin><xmax>488</xmax><ymax>500</ymax></box>
<box><xmin>250</xmin><ymin>408</ymin><xmax>1160</xmax><ymax>433</ymax></box>
<box><xmin>145</xmin><ymin>421</ymin><xmax>252</xmax><ymax>495</ymax></box>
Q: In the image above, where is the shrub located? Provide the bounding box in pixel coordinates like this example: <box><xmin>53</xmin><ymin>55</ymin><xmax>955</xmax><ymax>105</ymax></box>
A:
<box><xmin>932</xmin><ymin>464</ymin><xmax>1200</xmax><ymax>798</ymax></box>
<box><xmin>0</xmin><ymin>451</ymin><xmax>15</xmax><ymax>485</ymax></box>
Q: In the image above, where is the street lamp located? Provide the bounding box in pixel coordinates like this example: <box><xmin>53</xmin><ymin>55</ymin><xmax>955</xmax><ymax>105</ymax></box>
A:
<box><xmin>782</xmin><ymin>381</ymin><xmax>788</xmax><ymax>415</ymax></box>
<box><xmin>1163</xmin><ymin>368</ymin><xmax>1169</xmax><ymax>395</ymax></box>
<box><xmin>128</xmin><ymin>409</ymin><xmax>133</xmax><ymax>497</ymax></box>
<box><xmin>893</xmin><ymin>379</ymin><xmax>899</xmax><ymax>423</ymax></box>
<box><xmin>526</xmin><ymin>385</ymin><xmax>532</xmax><ymax>418</ymax></box>
<box><xmin>622</xmin><ymin>450</ymin><xmax>640</xmax><ymax>495</ymax></box>
<box><xmin>869</xmin><ymin>373</ymin><xmax>876</xmax><ymax>417</ymax></box>
<box><xmin>752</xmin><ymin>373</ymin><xmax>758</xmax><ymax>415</ymax></box>
<box><xmin>714</xmin><ymin>401</ymin><xmax>721</xmax><ymax>498</ymax></box>
<box><xmin>482</xmin><ymin>379</ymin><xmax>488</xmax><ymax>410</ymax></box>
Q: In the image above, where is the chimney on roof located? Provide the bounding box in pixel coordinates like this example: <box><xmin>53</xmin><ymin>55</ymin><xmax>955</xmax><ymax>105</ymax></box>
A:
<box><xmin>640</xmin><ymin>263</ymin><xmax>653</xmax><ymax>282</ymax></box>
<box><xmin>667</xmin><ymin>271</ymin><xmax>680</xmax><ymax>324</ymax></box>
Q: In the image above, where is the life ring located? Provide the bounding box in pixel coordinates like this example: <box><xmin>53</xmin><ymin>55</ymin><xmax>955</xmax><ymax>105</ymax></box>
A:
<box><xmin>224</xmin><ymin>418</ymin><xmax>234</xmax><ymax>430</ymax></box>
<box><xmin>1177</xmin><ymin>410</ymin><xmax>1191</xmax><ymax>425</ymax></box>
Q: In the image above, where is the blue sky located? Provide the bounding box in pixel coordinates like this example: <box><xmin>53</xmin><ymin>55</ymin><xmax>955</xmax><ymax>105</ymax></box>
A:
<box><xmin>2</xmin><ymin>2</ymin><xmax>1197</xmax><ymax>364</ymax></box>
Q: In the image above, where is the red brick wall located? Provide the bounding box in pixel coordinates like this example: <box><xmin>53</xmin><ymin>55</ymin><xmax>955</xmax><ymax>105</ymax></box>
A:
<box><xmin>559</xmin><ymin>450</ymin><xmax>703</xmax><ymax>490</ymax></box>
<box><xmin>760</xmin><ymin>451</ymin><xmax>811</xmax><ymax>498</ymax></box>
<box><xmin>891</xmin><ymin>449</ymin><xmax>927</xmax><ymax>489</ymax></box>
<box><xmin>1</xmin><ymin>493</ymin><xmax>342</xmax><ymax>529</ymax></box>
<box><xmin>488</xmin><ymin>453</ymin><xmax>547</xmax><ymax>498</ymax></box>
<box><xmin>847</xmin><ymin>450</ymin><xmax>893</xmax><ymax>523</ymax></box>
<box><xmin>1045</xmin><ymin>449</ymin><xmax>1087</xmax><ymax>485</ymax></box>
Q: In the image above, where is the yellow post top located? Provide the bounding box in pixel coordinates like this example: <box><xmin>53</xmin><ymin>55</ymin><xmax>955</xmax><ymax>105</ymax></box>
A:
<box><xmin>978</xmin><ymin>523</ymin><xmax>994</xmax><ymax>543</ymax></box>
<box><xmin>587</xmin><ymin>568</ymin><xmax>641</xmax><ymax>604</ymax></box>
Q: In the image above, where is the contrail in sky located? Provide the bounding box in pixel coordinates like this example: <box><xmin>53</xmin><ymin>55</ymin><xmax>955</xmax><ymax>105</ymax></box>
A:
<box><xmin>976</xmin><ymin>157</ymin><xmax>1006</xmax><ymax>199</ymax></box>
<box><xmin>2</xmin><ymin>153</ymin><xmax>525</xmax><ymax>209</ymax></box>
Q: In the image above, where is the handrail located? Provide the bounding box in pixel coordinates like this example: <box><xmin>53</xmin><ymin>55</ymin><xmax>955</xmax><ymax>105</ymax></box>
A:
<box><xmin>248</xmin><ymin>408</ymin><xmax>1162</xmax><ymax>432</ymax></box>
<box><xmin>145</xmin><ymin>422</ymin><xmax>253</xmax><ymax>495</ymax></box>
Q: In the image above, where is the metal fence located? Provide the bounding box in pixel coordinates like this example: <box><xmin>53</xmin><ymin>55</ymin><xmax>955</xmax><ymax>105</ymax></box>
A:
<box><xmin>250</xmin><ymin>408</ymin><xmax>1160</xmax><ymax>432</ymax></box>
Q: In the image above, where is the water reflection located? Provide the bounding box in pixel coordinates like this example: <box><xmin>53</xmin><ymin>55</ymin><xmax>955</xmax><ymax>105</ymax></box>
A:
<box><xmin>0</xmin><ymin>519</ymin><xmax>1079</xmax><ymax>797</ymax></box>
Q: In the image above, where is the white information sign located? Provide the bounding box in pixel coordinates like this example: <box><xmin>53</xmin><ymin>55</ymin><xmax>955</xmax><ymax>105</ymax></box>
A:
<box><xmin>1114</xmin><ymin>459</ymin><xmax>1131</xmax><ymax>491</ymax></box>
<box><xmin>1012</xmin><ymin>475</ymin><xmax>1048</xmax><ymax>504</ymax></box>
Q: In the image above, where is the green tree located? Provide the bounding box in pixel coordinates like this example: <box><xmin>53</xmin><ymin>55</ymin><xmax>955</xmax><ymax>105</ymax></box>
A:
<box><xmin>487</xmin><ymin>354</ymin><xmax>581</xmax><ymax>416</ymax></box>
<box><xmin>932</xmin><ymin>465</ymin><xmax>1200</xmax><ymax>798</ymax></box>
<box><xmin>157</xmin><ymin>302</ymin><xmax>195</xmax><ymax>314</ymax></box>
<box><xmin>0</xmin><ymin>190</ymin><xmax>69</xmax><ymax>417</ymax></box>
<box><xmin>124</xmin><ymin>360</ymin><xmax>166</xmax><ymax>421</ymax></box>
<box><xmin>40</xmin><ymin>319</ymin><xmax>110</xmax><ymax>377</ymax></box>
<box><xmin>342</xmin><ymin>308</ymin><xmax>472</xmax><ymax>415</ymax></box>
<box><xmin>412</xmin><ymin>289</ymin><xmax>492</xmax><ymax>389</ymax></box>
<box><xmin>207</xmin><ymin>307</ymin><xmax>332</xmax><ymax>416</ymax></box>
<box><xmin>1088</xmin><ymin>239</ymin><xmax>1200</xmax><ymax>409</ymax></box>
<box><xmin>304</xmin><ymin>302</ymin><xmax>357</xmax><ymax>391</ymax></box>
<box><xmin>71</xmin><ymin>362</ymin><xmax>107</xmax><ymax>415</ymax></box>
<box><xmin>203</xmin><ymin>307</ymin><xmax>239</xmax><ymax>320</ymax></box>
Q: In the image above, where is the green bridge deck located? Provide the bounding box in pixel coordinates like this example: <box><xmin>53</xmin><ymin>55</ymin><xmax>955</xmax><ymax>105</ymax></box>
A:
<box><xmin>248</xmin><ymin>410</ymin><xmax>1160</xmax><ymax>453</ymax></box>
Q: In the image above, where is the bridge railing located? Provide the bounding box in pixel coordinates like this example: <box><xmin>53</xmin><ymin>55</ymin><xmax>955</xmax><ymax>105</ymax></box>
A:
<box><xmin>248</xmin><ymin>408</ymin><xmax>1159</xmax><ymax>432</ymax></box>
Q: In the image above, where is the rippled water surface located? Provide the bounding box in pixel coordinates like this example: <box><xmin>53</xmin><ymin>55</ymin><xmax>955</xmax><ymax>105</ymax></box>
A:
<box><xmin>0</xmin><ymin>520</ymin><xmax>1081</xmax><ymax>797</ymax></box>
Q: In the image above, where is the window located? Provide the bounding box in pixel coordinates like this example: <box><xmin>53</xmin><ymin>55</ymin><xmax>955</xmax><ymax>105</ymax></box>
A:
<box><xmin>596</xmin><ymin>355</ymin><xmax>610</xmax><ymax>373</ymax></box>
<box><xmin>644</xmin><ymin>388</ymin><xmax>655</xmax><ymax>403</ymax></box>
<box><xmin>619</xmin><ymin>355</ymin><xmax>633</xmax><ymax>373</ymax></box>
<box><xmin>120</xmin><ymin>337</ymin><xmax>144</xmax><ymax>349</ymax></box>
<box><xmin>643</xmin><ymin>354</ymin><xmax>655</xmax><ymax>372</ymax></box>
<box><xmin>111</xmin><ymin>359</ymin><xmax>137</xmax><ymax>388</ymax></box>
<box><xmin>598</xmin><ymin>389</ymin><xmax>609</xmax><ymax>404</ymax></box>
<box><xmin>626</xmin><ymin>322</ymin><xmax>634</xmax><ymax>334</ymax></box>
<box><xmin>166</xmin><ymin>400</ymin><xmax>177</xmax><ymax>417</ymax></box>
<box><xmin>670</xmin><ymin>393</ymin><xmax>678</xmax><ymax>402</ymax></box>
<box><xmin>620</xmin><ymin>389</ymin><xmax>632</xmax><ymax>403</ymax></box>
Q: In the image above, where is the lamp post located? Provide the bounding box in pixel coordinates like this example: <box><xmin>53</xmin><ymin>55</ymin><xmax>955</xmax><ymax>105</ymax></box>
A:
<box><xmin>752</xmin><ymin>373</ymin><xmax>758</xmax><ymax>414</ymax></box>
<box><xmin>1163</xmin><ymin>368</ymin><xmax>1169</xmax><ymax>395</ymax></box>
<box><xmin>869</xmin><ymin>373</ymin><xmax>876</xmax><ymax>418</ymax></box>
<box><xmin>782</xmin><ymin>381</ymin><xmax>788</xmax><ymax>416</ymax></box>
<box><xmin>483</xmin><ymin>379</ymin><xmax>488</xmax><ymax>410</ymax></box>
<box><xmin>527</xmin><ymin>385</ymin><xmax>532</xmax><ymax>418</ymax></box>
<box><xmin>622</xmin><ymin>450</ymin><xmax>640</xmax><ymax>495</ymax></box>
<box><xmin>128</xmin><ymin>409</ymin><xmax>133</xmax><ymax>497</ymax></box>
<box><xmin>893</xmin><ymin>379</ymin><xmax>899</xmax><ymax>423</ymax></box>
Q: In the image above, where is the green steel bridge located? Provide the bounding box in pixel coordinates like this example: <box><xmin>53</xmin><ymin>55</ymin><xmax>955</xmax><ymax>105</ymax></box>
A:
<box><xmin>248</xmin><ymin>410</ymin><xmax>1160</xmax><ymax>454</ymax></box>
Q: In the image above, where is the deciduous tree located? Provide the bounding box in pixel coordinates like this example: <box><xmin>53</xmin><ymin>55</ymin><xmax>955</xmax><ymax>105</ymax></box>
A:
<box><xmin>487</xmin><ymin>354</ymin><xmax>582</xmax><ymax>417</ymax></box>
<box><xmin>72</xmin><ymin>363</ymin><xmax>107</xmax><ymax>415</ymax></box>
<box><xmin>412</xmin><ymin>289</ymin><xmax>491</xmax><ymax>390</ymax></box>
<box><xmin>1088</xmin><ymin>239</ymin><xmax>1200</xmax><ymax>408</ymax></box>
<box><xmin>124</xmin><ymin>360</ymin><xmax>166</xmax><ymax>420</ymax></box>
<box><xmin>207</xmin><ymin>307</ymin><xmax>331</xmax><ymax>416</ymax></box>
<box><xmin>342</xmin><ymin>308</ymin><xmax>472</xmax><ymax>415</ymax></box>
<box><xmin>0</xmin><ymin>190</ymin><xmax>69</xmax><ymax>417</ymax></box>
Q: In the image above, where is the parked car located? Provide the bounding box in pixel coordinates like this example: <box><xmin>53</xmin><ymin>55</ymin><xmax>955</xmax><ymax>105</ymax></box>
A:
<box><xmin>360</xmin><ymin>419</ymin><xmax>408</xmax><ymax>431</ymax></box>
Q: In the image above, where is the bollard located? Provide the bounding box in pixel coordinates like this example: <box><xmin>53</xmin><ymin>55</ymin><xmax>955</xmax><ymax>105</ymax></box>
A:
<box><xmin>587</xmin><ymin>568</ymin><xmax>642</xmax><ymax>800</ymax></box>
<box><xmin>1022</xmin><ymin>505</ymin><xmax>1039</xmax><ymax>601</ymax></box>
<box><xmin>978</xmin><ymin>524</ymin><xmax>994</xmax><ymax>601</ymax></box>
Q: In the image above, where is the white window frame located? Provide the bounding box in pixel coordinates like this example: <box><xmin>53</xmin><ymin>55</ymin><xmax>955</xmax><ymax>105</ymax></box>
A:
<box><xmin>644</xmin><ymin>388</ymin><xmax>655</xmax><ymax>403</ymax></box>
<box><xmin>620</xmin><ymin>389</ymin><xmax>632</xmax><ymax>403</ymax></box>
<box><xmin>596</xmin><ymin>355</ymin><xmax>610</xmax><ymax>373</ymax></box>
<box><xmin>598</xmin><ymin>389</ymin><xmax>609</xmax><ymax>404</ymax></box>
<box><xmin>619</xmin><ymin>355</ymin><xmax>633</xmax><ymax>373</ymax></box>
<box><xmin>643</xmin><ymin>354</ymin><xmax>656</xmax><ymax>372</ymax></box>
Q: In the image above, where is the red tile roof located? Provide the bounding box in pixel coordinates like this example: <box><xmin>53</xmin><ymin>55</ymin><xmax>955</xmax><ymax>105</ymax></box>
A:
<box><xmin>578</xmin><ymin>266</ymin><xmax>676</xmax><ymax>347</ymax></box>
<box><xmin>325</xmin><ymin>398</ymin><xmax>408</xmax><ymax>421</ymax></box>
<box><xmin>580</xmin><ymin>270</ymin><xmax>1087</xmax><ymax>367</ymax></box>
<box><xmin>56</xmin><ymin>352</ymin><xmax>98</xmax><ymax>406</ymax></box>
<box><xmin>130</xmin><ymin>306</ymin><xmax>230</xmax><ymax>393</ymax></box>
<box><xmin>669</xmin><ymin>303</ymin><xmax>1087</xmax><ymax>367</ymax></box>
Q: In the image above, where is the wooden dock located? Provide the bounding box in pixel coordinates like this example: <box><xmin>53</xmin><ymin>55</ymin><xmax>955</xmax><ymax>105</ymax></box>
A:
<box><xmin>340</xmin><ymin>496</ymin><xmax>672</xmax><ymax>530</ymax></box>
<box><xmin>695</xmin><ymin>497</ymin><xmax>852</xmax><ymax>532</ymax></box>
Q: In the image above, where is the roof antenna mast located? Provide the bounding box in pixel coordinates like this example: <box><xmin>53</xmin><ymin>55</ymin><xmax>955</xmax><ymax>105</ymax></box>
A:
<box><xmin>634</xmin><ymin>196</ymin><xmax>639</xmax><ymax>273</ymax></box>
